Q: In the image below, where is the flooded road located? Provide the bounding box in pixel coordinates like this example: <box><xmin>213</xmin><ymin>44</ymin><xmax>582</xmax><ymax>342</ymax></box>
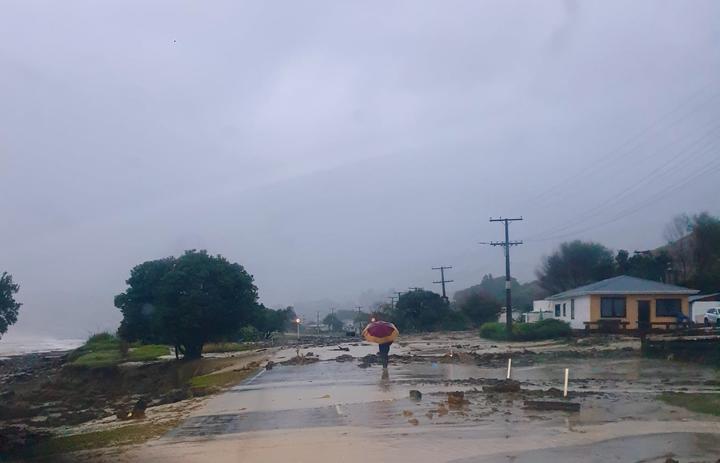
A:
<box><xmin>123</xmin><ymin>337</ymin><xmax>720</xmax><ymax>463</ymax></box>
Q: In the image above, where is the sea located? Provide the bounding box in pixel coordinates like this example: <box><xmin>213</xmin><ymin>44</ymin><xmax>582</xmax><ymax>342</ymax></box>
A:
<box><xmin>0</xmin><ymin>332</ymin><xmax>84</xmax><ymax>359</ymax></box>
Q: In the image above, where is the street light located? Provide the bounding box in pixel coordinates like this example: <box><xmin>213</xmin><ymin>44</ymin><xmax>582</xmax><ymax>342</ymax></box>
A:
<box><xmin>295</xmin><ymin>318</ymin><xmax>301</xmax><ymax>340</ymax></box>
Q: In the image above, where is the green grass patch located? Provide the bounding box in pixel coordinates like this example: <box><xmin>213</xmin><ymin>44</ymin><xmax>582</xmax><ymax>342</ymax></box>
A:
<box><xmin>70</xmin><ymin>350</ymin><xmax>122</xmax><ymax>368</ymax></box>
<box><xmin>659</xmin><ymin>392</ymin><xmax>720</xmax><ymax>416</ymax></box>
<box><xmin>189</xmin><ymin>369</ymin><xmax>254</xmax><ymax>389</ymax></box>
<box><xmin>126</xmin><ymin>344</ymin><xmax>170</xmax><ymax>361</ymax></box>
<box><xmin>480</xmin><ymin>319</ymin><xmax>572</xmax><ymax>341</ymax></box>
<box><xmin>202</xmin><ymin>342</ymin><xmax>253</xmax><ymax>353</ymax></box>
<box><xmin>27</xmin><ymin>421</ymin><xmax>178</xmax><ymax>458</ymax></box>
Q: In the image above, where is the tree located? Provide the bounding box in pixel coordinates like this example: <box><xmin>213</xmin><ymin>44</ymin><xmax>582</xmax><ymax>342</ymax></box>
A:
<box><xmin>615</xmin><ymin>250</ymin><xmax>630</xmax><ymax>275</ymax></box>
<box><xmin>457</xmin><ymin>291</ymin><xmax>501</xmax><ymax>327</ymax></box>
<box><xmin>690</xmin><ymin>212</ymin><xmax>720</xmax><ymax>292</ymax></box>
<box><xmin>389</xmin><ymin>289</ymin><xmax>450</xmax><ymax>331</ymax></box>
<box><xmin>664</xmin><ymin>213</ymin><xmax>693</xmax><ymax>282</ymax></box>
<box><xmin>536</xmin><ymin>241</ymin><xmax>615</xmax><ymax>294</ymax></box>
<box><xmin>323</xmin><ymin>313</ymin><xmax>344</xmax><ymax>332</ymax></box>
<box><xmin>625</xmin><ymin>250</ymin><xmax>672</xmax><ymax>282</ymax></box>
<box><xmin>115</xmin><ymin>250</ymin><xmax>259</xmax><ymax>359</ymax></box>
<box><xmin>454</xmin><ymin>274</ymin><xmax>546</xmax><ymax>312</ymax></box>
<box><xmin>0</xmin><ymin>272</ymin><xmax>21</xmax><ymax>340</ymax></box>
<box><xmin>250</xmin><ymin>305</ymin><xmax>296</xmax><ymax>337</ymax></box>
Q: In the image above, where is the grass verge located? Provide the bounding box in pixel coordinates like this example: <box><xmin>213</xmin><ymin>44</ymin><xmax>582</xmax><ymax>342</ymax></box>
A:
<box><xmin>127</xmin><ymin>344</ymin><xmax>170</xmax><ymax>361</ymax></box>
<box><xmin>25</xmin><ymin>421</ymin><xmax>180</xmax><ymax>460</ymax></box>
<box><xmin>659</xmin><ymin>392</ymin><xmax>720</xmax><ymax>416</ymax></box>
<box><xmin>202</xmin><ymin>342</ymin><xmax>253</xmax><ymax>353</ymax></box>
<box><xmin>189</xmin><ymin>369</ymin><xmax>255</xmax><ymax>389</ymax></box>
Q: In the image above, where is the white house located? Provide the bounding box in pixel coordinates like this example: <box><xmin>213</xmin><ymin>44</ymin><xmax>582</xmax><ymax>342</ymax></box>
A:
<box><xmin>689</xmin><ymin>293</ymin><xmax>720</xmax><ymax>323</ymax></box>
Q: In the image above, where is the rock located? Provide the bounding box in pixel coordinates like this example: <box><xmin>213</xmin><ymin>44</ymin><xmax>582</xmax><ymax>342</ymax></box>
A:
<box><xmin>335</xmin><ymin>354</ymin><xmax>354</xmax><ymax>362</ymax></box>
<box><xmin>402</xmin><ymin>410</ymin><xmax>414</xmax><ymax>417</ymax></box>
<box><xmin>407</xmin><ymin>418</ymin><xmax>419</xmax><ymax>426</ymax></box>
<box><xmin>0</xmin><ymin>390</ymin><xmax>15</xmax><ymax>400</ymax></box>
<box><xmin>265</xmin><ymin>361</ymin><xmax>275</xmax><ymax>370</ymax></box>
<box><xmin>305</xmin><ymin>352</ymin><xmax>314</xmax><ymax>357</ymax></box>
<box><xmin>665</xmin><ymin>458</ymin><xmax>679</xmax><ymax>463</ymax></box>
<box><xmin>409</xmin><ymin>390</ymin><xmax>422</xmax><ymax>401</ymax></box>
<box><xmin>436</xmin><ymin>405</ymin><xmax>448</xmax><ymax>416</ymax></box>
<box><xmin>483</xmin><ymin>379</ymin><xmax>521</xmax><ymax>393</ymax></box>
<box><xmin>333</xmin><ymin>346</ymin><xmax>350</xmax><ymax>352</ymax></box>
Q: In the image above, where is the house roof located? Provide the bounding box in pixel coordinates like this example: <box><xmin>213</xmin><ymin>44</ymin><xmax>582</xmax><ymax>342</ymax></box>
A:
<box><xmin>689</xmin><ymin>293</ymin><xmax>720</xmax><ymax>303</ymax></box>
<box><xmin>547</xmin><ymin>275</ymin><xmax>698</xmax><ymax>301</ymax></box>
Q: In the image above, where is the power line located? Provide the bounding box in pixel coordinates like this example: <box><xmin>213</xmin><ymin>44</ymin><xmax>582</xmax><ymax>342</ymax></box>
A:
<box><xmin>523</xmin><ymin>83</ymin><xmax>720</xmax><ymax>208</ymax></box>
<box><xmin>525</xmin><ymin>159</ymin><xmax>720</xmax><ymax>243</ymax></box>
<box><xmin>525</xmin><ymin>128</ymin><xmax>720</xmax><ymax>241</ymax></box>
<box><xmin>432</xmin><ymin>266</ymin><xmax>454</xmax><ymax>302</ymax></box>
<box><xmin>483</xmin><ymin>217</ymin><xmax>523</xmax><ymax>334</ymax></box>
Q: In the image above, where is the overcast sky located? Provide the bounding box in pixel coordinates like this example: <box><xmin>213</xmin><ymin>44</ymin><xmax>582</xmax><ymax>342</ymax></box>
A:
<box><xmin>1</xmin><ymin>0</ymin><xmax>719</xmax><ymax>338</ymax></box>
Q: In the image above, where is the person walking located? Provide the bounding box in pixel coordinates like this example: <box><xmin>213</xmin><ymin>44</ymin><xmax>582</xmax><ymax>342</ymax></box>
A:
<box><xmin>362</xmin><ymin>318</ymin><xmax>399</xmax><ymax>370</ymax></box>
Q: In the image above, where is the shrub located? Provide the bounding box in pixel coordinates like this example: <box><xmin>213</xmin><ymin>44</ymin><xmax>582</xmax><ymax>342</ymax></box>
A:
<box><xmin>238</xmin><ymin>325</ymin><xmax>260</xmax><ymax>342</ymax></box>
<box><xmin>202</xmin><ymin>342</ymin><xmax>252</xmax><ymax>354</ymax></box>
<box><xmin>479</xmin><ymin>319</ymin><xmax>571</xmax><ymax>341</ymax></box>
<box><xmin>479</xmin><ymin>322</ymin><xmax>509</xmax><ymax>341</ymax></box>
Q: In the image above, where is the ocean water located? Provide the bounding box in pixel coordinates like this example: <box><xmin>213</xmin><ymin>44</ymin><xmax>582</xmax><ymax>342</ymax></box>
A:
<box><xmin>0</xmin><ymin>333</ymin><xmax>84</xmax><ymax>359</ymax></box>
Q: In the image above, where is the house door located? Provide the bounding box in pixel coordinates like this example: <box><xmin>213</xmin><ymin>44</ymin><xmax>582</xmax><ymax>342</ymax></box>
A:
<box><xmin>638</xmin><ymin>300</ymin><xmax>651</xmax><ymax>330</ymax></box>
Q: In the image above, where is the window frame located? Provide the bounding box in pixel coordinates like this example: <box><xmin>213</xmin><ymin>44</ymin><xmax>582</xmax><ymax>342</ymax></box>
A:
<box><xmin>600</xmin><ymin>297</ymin><xmax>626</xmax><ymax>318</ymax></box>
<box><xmin>656</xmin><ymin>298</ymin><xmax>682</xmax><ymax>317</ymax></box>
<box><xmin>554</xmin><ymin>304</ymin><xmax>561</xmax><ymax>317</ymax></box>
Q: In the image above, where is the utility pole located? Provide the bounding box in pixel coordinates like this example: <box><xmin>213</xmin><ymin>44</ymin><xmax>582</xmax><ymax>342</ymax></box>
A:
<box><xmin>487</xmin><ymin>217</ymin><xmax>523</xmax><ymax>334</ymax></box>
<box><xmin>394</xmin><ymin>291</ymin><xmax>404</xmax><ymax>300</ymax></box>
<box><xmin>316</xmin><ymin>311</ymin><xmax>320</xmax><ymax>335</ymax></box>
<box><xmin>432</xmin><ymin>266</ymin><xmax>454</xmax><ymax>303</ymax></box>
<box><xmin>388</xmin><ymin>296</ymin><xmax>396</xmax><ymax>309</ymax></box>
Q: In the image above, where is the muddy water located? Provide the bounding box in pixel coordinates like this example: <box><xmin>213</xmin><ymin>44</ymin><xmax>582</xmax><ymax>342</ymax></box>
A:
<box><xmin>123</xmin><ymin>338</ymin><xmax>720</xmax><ymax>463</ymax></box>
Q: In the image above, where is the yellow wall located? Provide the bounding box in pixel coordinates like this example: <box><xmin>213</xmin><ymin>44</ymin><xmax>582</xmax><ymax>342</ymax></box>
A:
<box><xmin>589</xmin><ymin>294</ymin><xmax>689</xmax><ymax>328</ymax></box>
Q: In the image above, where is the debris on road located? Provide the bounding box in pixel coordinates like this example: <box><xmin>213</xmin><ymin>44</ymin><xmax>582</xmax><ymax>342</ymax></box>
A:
<box><xmin>409</xmin><ymin>390</ymin><xmax>422</xmax><ymax>401</ymax></box>
<box><xmin>483</xmin><ymin>379</ymin><xmax>521</xmax><ymax>393</ymax></box>
<box><xmin>524</xmin><ymin>400</ymin><xmax>581</xmax><ymax>412</ymax></box>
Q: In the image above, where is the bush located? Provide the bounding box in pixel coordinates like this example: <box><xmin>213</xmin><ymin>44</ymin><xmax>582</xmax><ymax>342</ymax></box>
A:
<box><xmin>479</xmin><ymin>319</ymin><xmax>571</xmax><ymax>342</ymax></box>
<box><xmin>238</xmin><ymin>326</ymin><xmax>260</xmax><ymax>342</ymax></box>
<box><xmin>479</xmin><ymin>322</ymin><xmax>509</xmax><ymax>341</ymax></box>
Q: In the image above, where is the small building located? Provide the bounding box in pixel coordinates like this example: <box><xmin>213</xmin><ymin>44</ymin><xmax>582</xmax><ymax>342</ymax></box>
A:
<box><xmin>497</xmin><ymin>308</ymin><xmax>523</xmax><ymax>323</ymax></box>
<box><xmin>689</xmin><ymin>293</ymin><xmax>720</xmax><ymax>323</ymax></box>
<box><xmin>542</xmin><ymin>275</ymin><xmax>698</xmax><ymax>330</ymax></box>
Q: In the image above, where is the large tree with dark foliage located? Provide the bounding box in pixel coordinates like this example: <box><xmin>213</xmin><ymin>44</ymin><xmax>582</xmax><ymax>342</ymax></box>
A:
<box><xmin>389</xmin><ymin>289</ymin><xmax>450</xmax><ymax>331</ymax></box>
<box><xmin>115</xmin><ymin>250</ymin><xmax>259</xmax><ymax>359</ymax></box>
<box><xmin>536</xmin><ymin>240</ymin><xmax>615</xmax><ymax>294</ymax></box>
<box><xmin>690</xmin><ymin>212</ymin><xmax>720</xmax><ymax>292</ymax></box>
<box><xmin>0</xmin><ymin>272</ymin><xmax>22</xmax><ymax>340</ymax></box>
<box><xmin>457</xmin><ymin>291</ymin><xmax>502</xmax><ymax>327</ymax></box>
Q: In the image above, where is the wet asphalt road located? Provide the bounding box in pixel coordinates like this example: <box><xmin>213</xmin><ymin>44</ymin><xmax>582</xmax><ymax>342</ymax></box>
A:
<box><xmin>132</xmin><ymin>346</ymin><xmax>720</xmax><ymax>462</ymax></box>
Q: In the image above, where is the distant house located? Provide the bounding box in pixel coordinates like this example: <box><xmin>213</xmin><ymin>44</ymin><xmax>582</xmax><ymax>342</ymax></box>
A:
<box><xmin>525</xmin><ymin>300</ymin><xmax>554</xmax><ymax>323</ymax></box>
<box><xmin>497</xmin><ymin>308</ymin><xmax>523</xmax><ymax>323</ymax></box>
<box><xmin>540</xmin><ymin>275</ymin><xmax>698</xmax><ymax>330</ymax></box>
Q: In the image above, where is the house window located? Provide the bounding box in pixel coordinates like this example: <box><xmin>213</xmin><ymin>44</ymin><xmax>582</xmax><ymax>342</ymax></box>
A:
<box><xmin>555</xmin><ymin>304</ymin><xmax>561</xmax><ymax>317</ymax></box>
<box><xmin>600</xmin><ymin>297</ymin><xmax>626</xmax><ymax>318</ymax></box>
<box><xmin>562</xmin><ymin>303</ymin><xmax>566</xmax><ymax>317</ymax></box>
<box><xmin>656</xmin><ymin>298</ymin><xmax>682</xmax><ymax>317</ymax></box>
<box><xmin>571</xmin><ymin>299</ymin><xmax>575</xmax><ymax>320</ymax></box>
